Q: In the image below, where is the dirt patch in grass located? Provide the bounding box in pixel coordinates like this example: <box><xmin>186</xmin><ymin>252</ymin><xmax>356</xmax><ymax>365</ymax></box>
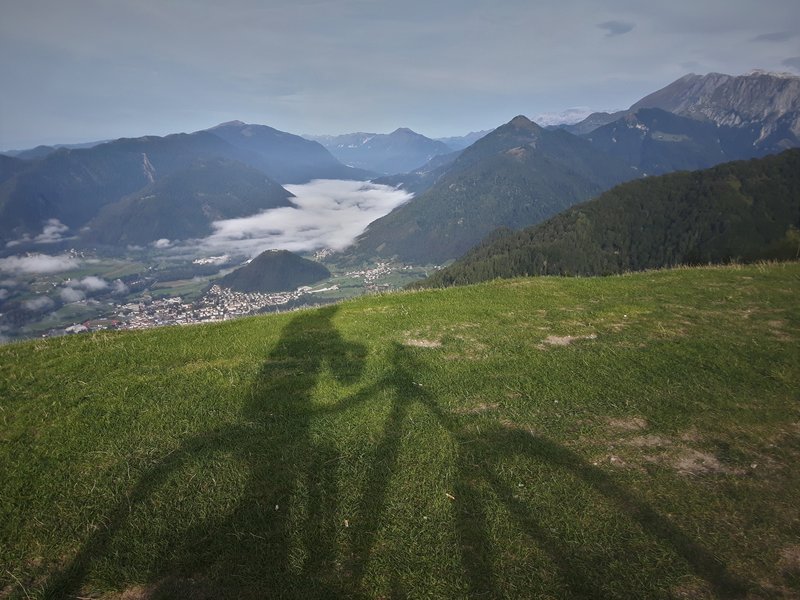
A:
<box><xmin>595</xmin><ymin>422</ymin><xmax>749</xmax><ymax>477</ymax></box>
<box><xmin>499</xmin><ymin>418</ymin><xmax>537</xmax><ymax>434</ymax></box>
<box><xmin>453</xmin><ymin>402</ymin><xmax>499</xmax><ymax>415</ymax></box>
<box><xmin>670</xmin><ymin>578</ymin><xmax>715</xmax><ymax>599</ymax></box>
<box><xmin>118</xmin><ymin>576</ymin><xmax>219</xmax><ymax>599</ymax></box>
<box><xmin>671</xmin><ymin>449</ymin><xmax>743</xmax><ymax>476</ymax></box>
<box><xmin>779</xmin><ymin>544</ymin><xmax>800</xmax><ymax>571</ymax></box>
<box><xmin>606</xmin><ymin>416</ymin><xmax>648</xmax><ymax>431</ymax></box>
<box><xmin>539</xmin><ymin>333</ymin><xmax>597</xmax><ymax>347</ymax></box>
<box><xmin>767</xmin><ymin>320</ymin><xmax>796</xmax><ymax>342</ymax></box>
<box><xmin>628</xmin><ymin>434</ymin><xmax>671</xmax><ymax>448</ymax></box>
<box><xmin>403</xmin><ymin>338</ymin><xmax>442</xmax><ymax>348</ymax></box>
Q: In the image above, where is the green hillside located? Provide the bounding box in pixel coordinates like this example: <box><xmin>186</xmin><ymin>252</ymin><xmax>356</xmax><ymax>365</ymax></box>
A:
<box><xmin>1</xmin><ymin>263</ymin><xmax>799</xmax><ymax>598</ymax></box>
<box><xmin>419</xmin><ymin>150</ymin><xmax>800</xmax><ymax>288</ymax></box>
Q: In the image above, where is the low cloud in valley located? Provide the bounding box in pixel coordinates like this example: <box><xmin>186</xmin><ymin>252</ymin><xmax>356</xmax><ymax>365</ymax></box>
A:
<box><xmin>23</xmin><ymin>296</ymin><xmax>55</xmax><ymax>311</ymax></box>
<box><xmin>60</xmin><ymin>288</ymin><xmax>86</xmax><ymax>303</ymax></box>
<box><xmin>0</xmin><ymin>253</ymin><xmax>80</xmax><ymax>275</ymax></box>
<box><xmin>200</xmin><ymin>180</ymin><xmax>413</xmax><ymax>257</ymax></box>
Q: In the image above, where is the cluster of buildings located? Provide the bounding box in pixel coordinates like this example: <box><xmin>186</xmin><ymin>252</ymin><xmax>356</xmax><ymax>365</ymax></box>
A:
<box><xmin>49</xmin><ymin>261</ymin><xmax>412</xmax><ymax>337</ymax></box>
<box><xmin>345</xmin><ymin>262</ymin><xmax>395</xmax><ymax>285</ymax></box>
<box><xmin>115</xmin><ymin>284</ymin><xmax>314</xmax><ymax>330</ymax></box>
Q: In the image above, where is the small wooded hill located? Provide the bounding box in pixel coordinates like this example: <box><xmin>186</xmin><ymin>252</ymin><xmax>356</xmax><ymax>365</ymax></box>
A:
<box><xmin>417</xmin><ymin>149</ymin><xmax>800</xmax><ymax>288</ymax></box>
<box><xmin>218</xmin><ymin>249</ymin><xmax>331</xmax><ymax>293</ymax></box>
<box><xmin>1</xmin><ymin>263</ymin><xmax>798</xmax><ymax>598</ymax></box>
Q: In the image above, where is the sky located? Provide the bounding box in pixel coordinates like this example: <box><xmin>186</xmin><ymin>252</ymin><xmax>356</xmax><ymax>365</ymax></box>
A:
<box><xmin>1</xmin><ymin>0</ymin><xmax>800</xmax><ymax>149</ymax></box>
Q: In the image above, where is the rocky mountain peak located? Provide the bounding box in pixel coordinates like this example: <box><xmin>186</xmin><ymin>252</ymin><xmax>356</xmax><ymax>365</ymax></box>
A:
<box><xmin>508</xmin><ymin>115</ymin><xmax>539</xmax><ymax>130</ymax></box>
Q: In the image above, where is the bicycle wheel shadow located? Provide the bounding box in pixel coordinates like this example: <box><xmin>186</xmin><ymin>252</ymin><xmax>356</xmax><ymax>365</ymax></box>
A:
<box><xmin>345</xmin><ymin>342</ymin><xmax>750</xmax><ymax>599</ymax></box>
<box><xmin>43</xmin><ymin>305</ymin><xmax>369</xmax><ymax>599</ymax></box>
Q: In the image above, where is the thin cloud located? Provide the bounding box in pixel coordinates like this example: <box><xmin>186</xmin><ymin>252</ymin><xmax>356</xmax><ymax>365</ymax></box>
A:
<box><xmin>782</xmin><ymin>57</ymin><xmax>800</xmax><ymax>71</ymax></box>
<box><xmin>35</xmin><ymin>219</ymin><xmax>70</xmax><ymax>244</ymax></box>
<box><xmin>6</xmin><ymin>219</ymin><xmax>72</xmax><ymax>247</ymax></box>
<box><xmin>200</xmin><ymin>179</ymin><xmax>413</xmax><ymax>257</ymax></box>
<box><xmin>111</xmin><ymin>279</ymin><xmax>130</xmax><ymax>295</ymax></box>
<box><xmin>0</xmin><ymin>253</ymin><xmax>80</xmax><ymax>274</ymax></box>
<box><xmin>751</xmin><ymin>31</ymin><xmax>796</xmax><ymax>42</ymax></box>
<box><xmin>79</xmin><ymin>276</ymin><xmax>109</xmax><ymax>291</ymax></box>
<box><xmin>597</xmin><ymin>20</ymin><xmax>634</xmax><ymax>37</ymax></box>
<box><xmin>23</xmin><ymin>296</ymin><xmax>55</xmax><ymax>311</ymax></box>
<box><xmin>60</xmin><ymin>287</ymin><xmax>86</xmax><ymax>303</ymax></box>
<box><xmin>65</xmin><ymin>276</ymin><xmax>110</xmax><ymax>293</ymax></box>
<box><xmin>533</xmin><ymin>107</ymin><xmax>594</xmax><ymax>126</ymax></box>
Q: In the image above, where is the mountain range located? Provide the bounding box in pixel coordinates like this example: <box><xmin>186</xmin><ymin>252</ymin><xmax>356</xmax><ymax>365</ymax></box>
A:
<box><xmin>569</xmin><ymin>70</ymin><xmax>800</xmax><ymax>154</ymax></box>
<box><xmin>307</xmin><ymin>128</ymin><xmax>452</xmax><ymax>175</ymax></box>
<box><xmin>417</xmin><ymin>149</ymin><xmax>800</xmax><ymax>287</ymax></box>
<box><xmin>2</xmin><ymin>70</ymin><xmax>799</xmax><ymax>269</ymax></box>
<box><xmin>0</xmin><ymin>122</ymin><xmax>369</xmax><ymax>247</ymax></box>
<box><xmin>83</xmin><ymin>158</ymin><xmax>295</xmax><ymax>247</ymax></box>
<box><xmin>344</xmin><ymin>70</ymin><xmax>800</xmax><ymax>266</ymax></box>
<box><xmin>338</xmin><ymin>115</ymin><xmax>638</xmax><ymax>264</ymax></box>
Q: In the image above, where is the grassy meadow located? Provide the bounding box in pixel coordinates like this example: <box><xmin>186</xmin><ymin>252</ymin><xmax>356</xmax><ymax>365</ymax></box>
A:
<box><xmin>1</xmin><ymin>263</ymin><xmax>799</xmax><ymax>599</ymax></box>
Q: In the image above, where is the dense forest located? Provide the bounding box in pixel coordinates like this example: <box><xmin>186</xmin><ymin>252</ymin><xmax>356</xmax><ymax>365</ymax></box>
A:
<box><xmin>416</xmin><ymin>149</ymin><xmax>800</xmax><ymax>288</ymax></box>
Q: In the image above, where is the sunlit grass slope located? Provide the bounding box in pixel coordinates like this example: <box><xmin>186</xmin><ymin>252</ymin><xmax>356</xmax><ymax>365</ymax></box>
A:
<box><xmin>1</xmin><ymin>263</ymin><xmax>799</xmax><ymax>599</ymax></box>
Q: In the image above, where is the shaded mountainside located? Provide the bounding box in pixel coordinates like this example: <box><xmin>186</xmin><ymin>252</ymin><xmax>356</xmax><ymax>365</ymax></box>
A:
<box><xmin>83</xmin><ymin>159</ymin><xmax>294</xmax><ymax>246</ymax></box>
<box><xmin>0</xmin><ymin>122</ymin><xmax>367</xmax><ymax>245</ymax></box>
<box><xmin>570</xmin><ymin>71</ymin><xmax>800</xmax><ymax>153</ymax></box>
<box><xmin>585</xmin><ymin>108</ymin><xmax>736</xmax><ymax>175</ymax></box>
<box><xmin>417</xmin><ymin>150</ymin><xmax>800</xmax><ymax>287</ymax></box>
<box><xmin>2</xmin><ymin>140</ymin><xmax>108</xmax><ymax>161</ymax></box>
<box><xmin>219</xmin><ymin>249</ymin><xmax>331</xmax><ymax>293</ymax></box>
<box><xmin>207</xmin><ymin>121</ymin><xmax>373</xmax><ymax>183</ymax></box>
<box><xmin>372</xmin><ymin>150</ymin><xmax>461</xmax><ymax>195</ymax></box>
<box><xmin>342</xmin><ymin>115</ymin><xmax>637</xmax><ymax>265</ymax></box>
<box><xmin>2</xmin><ymin>263</ymin><xmax>799</xmax><ymax>598</ymax></box>
<box><xmin>309</xmin><ymin>128</ymin><xmax>452</xmax><ymax>175</ymax></box>
<box><xmin>561</xmin><ymin>110</ymin><xmax>627</xmax><ymax>135</ymax></box>
<box><xmin>0</xmin><ymin>131</ymin><xmax>256</xmax><ymax>242</ymax></box>
<box><xmin>630</xmin><ymin>71</ymin><xmax>800</xmax><ymax>155</ymax></box>
<box><xmin>0</xmin><ymin>154</ymin><xmax>31</xmax><ymax>186</ymax></box>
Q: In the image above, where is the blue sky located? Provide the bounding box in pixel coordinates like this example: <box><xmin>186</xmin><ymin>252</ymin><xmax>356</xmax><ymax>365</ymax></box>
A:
<box><xmin>2</xmin><ymin>0</ymin><xmax>799</xmax><ymax>148</ymax></box>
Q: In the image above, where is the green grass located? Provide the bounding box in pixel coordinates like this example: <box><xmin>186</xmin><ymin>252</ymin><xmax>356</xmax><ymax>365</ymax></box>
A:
<box><xmin>1</xmin><ymin>263</ymin><xmax>799</xmax><ymax>599</ymax></box>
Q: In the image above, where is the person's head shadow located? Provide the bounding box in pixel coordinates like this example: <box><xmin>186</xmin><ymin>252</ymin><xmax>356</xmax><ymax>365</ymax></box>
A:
<box><xmin>246</xmin><ymin>304</ymin><xmax>367</xmax><ymax>419</ymax></box>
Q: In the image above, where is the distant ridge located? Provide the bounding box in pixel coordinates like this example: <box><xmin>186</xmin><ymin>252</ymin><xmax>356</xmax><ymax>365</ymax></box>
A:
<box><xmin>204</xmin><ymin>121</ymin><xmax>373</xmax><ymax>183</ymax></box>
<box><xmin>567</xmin><ymin>71</ymin><xmax>800</xmax><ymax>154</ymax></box>
<box><xmin>307</xmin><ymin>128</ymin><xmax>452</xmax><ymax>175</ymax></box>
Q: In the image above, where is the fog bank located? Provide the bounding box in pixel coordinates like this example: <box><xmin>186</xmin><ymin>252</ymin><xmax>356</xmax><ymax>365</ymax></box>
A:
<box><xmin>200</xmin><ymin>179</ymin><xmax>412</xmax><ymax>257</ymax></box>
